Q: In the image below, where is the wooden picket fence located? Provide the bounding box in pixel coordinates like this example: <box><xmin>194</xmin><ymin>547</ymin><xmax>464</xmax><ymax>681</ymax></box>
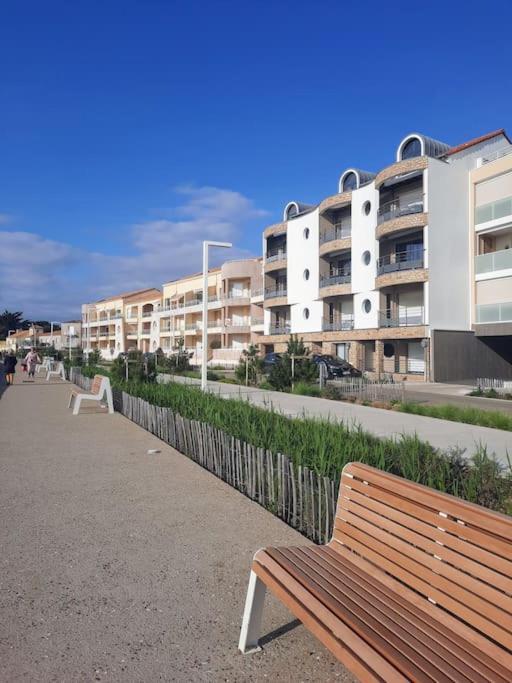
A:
<box><xmin>70</xmin><ymin>369</ymin><xmax>337</xmax><ymax>543</ymax></box>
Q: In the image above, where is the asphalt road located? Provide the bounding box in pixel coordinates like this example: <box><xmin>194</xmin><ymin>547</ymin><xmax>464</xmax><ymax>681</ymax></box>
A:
<box><xmin>0</xmin><ymin>373</ymin><xmax>351</xmax><ymax>682</ymax></box>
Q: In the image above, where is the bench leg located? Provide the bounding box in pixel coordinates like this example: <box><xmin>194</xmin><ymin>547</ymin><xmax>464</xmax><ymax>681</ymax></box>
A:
<box><xmin>68</xmin><ymin>393</ymin><xmax>73</xmax><ymax>409</ymax></box>
<box><xmin>72</xmin><ymin>395</ymin><xmax>82</xmax><ymax>416</ymax></box>
<box><xmin>106</xmin><ymin>390</ymin><xmax>114</xmax><ymax>414</ymax></box>
<box><xmin>238</xmin><ymin>570</ymin><xmax>266</xmax><ymax>654</ymax></box>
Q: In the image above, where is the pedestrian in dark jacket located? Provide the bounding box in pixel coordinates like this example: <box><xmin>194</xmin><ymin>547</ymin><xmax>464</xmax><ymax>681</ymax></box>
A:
<box><xmin>4</xmin><ymin>351</ymin><xmax>17</xmax><ymax>385</ymax></box>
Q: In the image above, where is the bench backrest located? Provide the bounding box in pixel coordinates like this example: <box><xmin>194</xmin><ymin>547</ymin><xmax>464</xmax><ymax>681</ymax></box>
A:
<box><xmin>91</xmin><ymin>374</ymin><xmax>105</xmax><ymax>395</ymax></box>
<box><xmin>332</xmin><ymin>462</ymin><xmax>512</xmax><ymax>659</ymax></box>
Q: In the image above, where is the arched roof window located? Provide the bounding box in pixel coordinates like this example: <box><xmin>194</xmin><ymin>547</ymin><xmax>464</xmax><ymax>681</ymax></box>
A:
<box><xmin>401</xmin><ymin>138</ymin><xmax>422</xmax><ymax>160</ymax></box>
<box><xmin>342</xmin><ymin>172</ymin><xmax>358</xmax><ymax>192</ymax></box>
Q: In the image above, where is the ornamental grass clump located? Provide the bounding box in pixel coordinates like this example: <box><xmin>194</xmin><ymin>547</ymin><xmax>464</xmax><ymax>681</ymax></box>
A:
<box><xmin>111</xmin><ymin>377</ymin><xmax>512</xmax><ymax>513</ymax></box>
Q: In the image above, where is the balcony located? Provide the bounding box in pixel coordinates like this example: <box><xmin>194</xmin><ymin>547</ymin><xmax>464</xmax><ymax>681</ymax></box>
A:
<box><xmin>476</xmin><ymin>302</ymin><xmax>512</xmax><ymax>324</ymax></box>
<box><xmin>266</xmin><ymin>248</ymin><xmax>287</xmax><ymax>263</ymax></box>
<box><xmin>269</xmin><ymin>323</ymin><xmax>291</xmax><ymax>335</ymax></box>
<box><xmin>475</xmin><ymin>248</ymin><xmax>512</xmax><ymax>275</ymax></box>
<box><xmin>320</xmin><ymin>270</ymin><xmax>351</xmax><ymax>288</ymax></box>
<box><xmin>265</xmin><ymin>288</ymin><xmax>287</xmax><ymax>299</ymax></box>
<box><xmin>377</xmin><ymin>197</ymin><xmax>424</xmax><ymax>225</ymax></box>
<box><xmin>223</xmin><ymin>290</ymin><xmax>251</xmax><ymax>304</ymax></box>
<box><xmin>377</xmin><ymin>249</ymin><xmax>424</xmax><ymax>275</ymax></box>
<box><xmin>142</xmin><ymin>311</ymin><xmax>153</xmax><ymax>318</ymax></box>
<box><xmin>319</xmin><ymin>222</ymin><xmax>351</xmax><ymax>245</ymax></box>
<box><xmin>475</xmin><ymin>196</ymin><xmax>512</xmax><ymax>226</ymax></box>
<box><xmin>322</xmin><ymin>316</ymin><xmax>354</xmax><ymax>332</ymax></box>
<box><xmin>379</xmin><ymin>307</ymin><xmax>424</xmax><ymax>328</ymax></box>
<box><xmin>480</xmin><ymin>146</ymin><xmax>512</xmax><ymax>165</ymax></box>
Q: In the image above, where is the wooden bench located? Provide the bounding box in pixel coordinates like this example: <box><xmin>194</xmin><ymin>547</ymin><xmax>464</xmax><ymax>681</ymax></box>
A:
<box><xmin>239</xmin><ymin>462</ymin><xmax>512</xmax><ymax>682</ymax></box>
<box><xmin>68</xmin><ymin>374</ymin><xmax>114</xmax><ymax>415</ymax></box>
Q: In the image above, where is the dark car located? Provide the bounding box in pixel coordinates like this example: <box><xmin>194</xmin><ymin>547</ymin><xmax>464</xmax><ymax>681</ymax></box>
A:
<box><xmin>262</xmin><ymin>352</ymin><xmax>282</xmax><ymax>372</ymax></box>
<box><xmin>311</xmin><ymin>354</ymin><xmax>362</xmax><ymax>379</ymax></box>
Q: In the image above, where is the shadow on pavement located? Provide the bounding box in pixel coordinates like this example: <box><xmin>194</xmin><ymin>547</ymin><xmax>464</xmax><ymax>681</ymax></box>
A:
<box><xmin>259</xmin><ymin>619</ymin><xmax>302</xmax><ymax>647</ymax></box>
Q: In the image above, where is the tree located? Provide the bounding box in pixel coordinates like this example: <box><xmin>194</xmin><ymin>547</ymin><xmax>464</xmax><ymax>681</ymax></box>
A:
<box><xmin>0</xmin><ymin>310</ymin><xmax>27</xmax><ymax>339</ymax></box>
<box><xmin>268</xmin><ymin>335</ymin><xmax>317</xmax><ymax>391</ymax></box>
<box><xmin>235</xmin><ymin>344</ymin><xmax>263</xmax><ymax>385</ymax></box>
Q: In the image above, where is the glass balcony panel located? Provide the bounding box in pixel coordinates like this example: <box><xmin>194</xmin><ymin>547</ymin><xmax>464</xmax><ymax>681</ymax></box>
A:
<box><xmin>475</xmin><ymin>196</ymin><xmax>512</xmax><ymax>224</ymax></box>
<box><xmin>475</xmin><ymin>248</ymin><xmax>512</xmax><ymax>273</ymax></box>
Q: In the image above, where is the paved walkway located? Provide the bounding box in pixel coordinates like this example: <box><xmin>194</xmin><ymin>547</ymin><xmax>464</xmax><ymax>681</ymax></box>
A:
<box><xmin>172</xmin><ymin>376</ymin><xmax>512</xmax><ymax>466</ymax></box>
<box><xmin>0</xmin><ymin>372</ymin><xmax>351</xmax><ymax>682</ymax></box>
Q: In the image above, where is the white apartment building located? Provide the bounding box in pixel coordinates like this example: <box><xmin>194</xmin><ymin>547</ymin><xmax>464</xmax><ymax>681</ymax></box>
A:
<box><xmin>81</xmin><ymin>259</ymin><xmax>264</xmax><ymax>365</ymax></box>
<box><xmin>261</xmin><ymin>129</ymin><xmax>512</xmax><ymax>381</ymax></box>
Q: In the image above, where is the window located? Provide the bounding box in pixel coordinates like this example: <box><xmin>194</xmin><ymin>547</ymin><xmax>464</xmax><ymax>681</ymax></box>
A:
<box><xmin>303</xmin><ymin>308</ymin><xmax>310</xmax><ymax>320</ymax></box>
<box><xmin>342</xmin><ymin>172</ymin><xmax>357</xmax><ymax>192</ymax></box>
<box><xmin>384</xmin><ymin>342</ymin><xmax>395</xmax><ymax>358</ymax></box>
<box><xmin>401</xmin><ymin>138</ymin><xmax>422</xmax><ymax>160</ymax></box>
<box><xmin>287</xmin><ymin>204</ymin><xmax>298</xmax><ymax>219</ymax></box>
<box><xmin>303</xmin><ymin>268</ymin><xmax>310</xmax><ymax>280</ymax></box>
<box><xmin>303</xmin><ymin>227</ymin><xmax>310</xmax><ymax>240</ymax></box>
<box><xmin>363</xmin><ymin>201</ymin><xmax>371</xmax><ymax>216</ymax></box>
<box><xmin>362</xmin><ymin>250</ymin><xmax>371</xmax><ymax>265</ymax></box>
<box><xmin>362</xmin><ymin>299</ymin><xmax>372</xmax><ymax>313</ymax></box>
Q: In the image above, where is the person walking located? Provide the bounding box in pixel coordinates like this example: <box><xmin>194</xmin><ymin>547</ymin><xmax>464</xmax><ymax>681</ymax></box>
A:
<box><xmin>3</xmin><ymin>350</ymin><xmax>17</xmax><ymax>385</ymax></box>
<box><xmin>24</xmin><ymin>348</ymin><xmax>41</xmax><ymax>380</ymax></box>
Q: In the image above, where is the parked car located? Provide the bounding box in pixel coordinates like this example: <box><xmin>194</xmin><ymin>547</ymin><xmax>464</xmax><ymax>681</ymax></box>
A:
<box><xmin>311</xmin><ymin>354</ymin><xmax>362</xmax><ymax>379</ymax></box>
<box><xmin>262</xmin><ymin>352</ymin><xmax>282</xmax><ymax>372</ymax></box>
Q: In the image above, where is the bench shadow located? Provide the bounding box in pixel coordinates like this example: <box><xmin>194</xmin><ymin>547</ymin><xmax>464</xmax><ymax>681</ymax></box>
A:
<box><xmin>259</xmin><ymin>619</ymin><xmax>302</xmax><ymax>647</ymax></box>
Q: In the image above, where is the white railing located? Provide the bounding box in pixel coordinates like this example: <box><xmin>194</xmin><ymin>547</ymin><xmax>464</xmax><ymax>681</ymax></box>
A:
<box><xmin>332</xmin><ymin>377</ymin><xmax>405</xmax><ymax>402</ymax></box>
<box><xmin>476</xmin><ymin>377</ymin><xmax>512</xmax><ymax>394</ymax></box>
<box><xmin>475</xmin><ymin>248</ymin><xmax>512</xmax><ymax>274</ymax></box>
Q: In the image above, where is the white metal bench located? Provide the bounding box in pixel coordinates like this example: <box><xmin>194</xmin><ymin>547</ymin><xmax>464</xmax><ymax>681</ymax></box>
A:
<box><xmin>68</xmin><ymin>374</ymin><xmax>114</xmax><ymax>415</ymax></box>
<box><xmin>37</xmin><ymin>357</ymin><xmax>53</xmax><ymax>374</ymax></box>
<box><xmin>46</xmin><ymin>361</ymin><xmax>66</xmax><ymax>382</ymax></box>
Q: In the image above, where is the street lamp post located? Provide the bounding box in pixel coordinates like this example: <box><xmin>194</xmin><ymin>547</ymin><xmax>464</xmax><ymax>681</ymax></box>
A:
<box><xmin>201</xmin><ymin>240</ymin><xmax>232</xmax><ymax>391</ymax></box>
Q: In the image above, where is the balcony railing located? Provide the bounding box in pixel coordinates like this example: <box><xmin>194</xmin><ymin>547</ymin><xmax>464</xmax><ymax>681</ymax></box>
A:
<box><xmin>377</xmin><ymin>249</ymin><xmax>424</xmax><ymax>275</ymax></box>
<box><xmin>250</xmin><ymin>288</ymin><xmax>264</xmax><ymax>298</ymax></box>
<box><xmin>266</xmin><ymin>248</ymin><xmax>287</xmax><ymax>263</ymax></box>
<box><xmin>270</xmin><ymin>323</ymin><xmax>291</xmax><ymax>335</ymax></box>
<box><xmin>223</xmin><ymin>290</ymin><xmax>251</xmax><ymax>302</ymax></box>
<box><xmin>251</xmin><ymin>318</ymin><xmax>264</xmax><ymax>326</ymax></box>
<box><xmin>481</xmin><ymin>146</ymin><xmax>512</xmax><ymax>165</ymax></box>
<box><xmin>320</xmin><ymin>270</ymin><xmax>351</xmax><ymax>288</ymax></box>
<box><xmin>476</xmin><ymin>302</ymin><xmax>512</xmax><ymax>324</ymax></box>
<box><xmin>322</xmin><ymin>316</ymin><xmax>354</xmax><ymax>331</ymax></box>
<box><xmin>377</xmin><ymin>196</ymin><xmax>424</xmax><ymax>224</ymax></box>
<box><xmin>319</xmin><ymin>221</ymin><xmax>351</xmax><ymax>245</ymax></box>
<box><xmin>224</xmin><ymin>318</ymin><xmax>251</xmax><ymax>328</ymax></box>
<box><xmin>142</xmin><ymin>311</ymin><xmax>153</xmax><ymax>318</ymax></box>
<box><xmin>111</xmin><ymin>313</ymin><xmax>123</xmax><ymax>319</ymax></box>
<box><xmin>379</xmin><ymin>307</ymin><xmax>424</xmax><ymax>328</ymax></box>
<box><xmin>265</xmin><ymin>288</ymin><xmax>287</xmax><ymax>299</ymax></box>
<box><xmin>475</xmin><ymin>196</ymin><xmax>512</xmax><ymax>225</ymax></box>
<box><xmin>475</xmin><ymin>248</ymin><xmax>512</xmax><ymax>274</ymax></box>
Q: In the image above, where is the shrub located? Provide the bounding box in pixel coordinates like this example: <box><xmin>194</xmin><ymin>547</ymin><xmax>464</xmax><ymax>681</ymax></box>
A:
<box><xmin>235</xmin><ymin>344</ymin><xmax>263</xmax><ymax>386</ymax></box>
<box><xmin>292</xmin><ymin>382</ymin><xmax>321</xmax><ymax>397</ymax></box>
<box><xmin>268</xmin><ymin>335</ymin><xmax>317</xmax><ymax>391</ymax></box>
<box><xmin>397</xmin><ymin>401</ymin><xmax>512</xmax><ymax>431</ymax></box>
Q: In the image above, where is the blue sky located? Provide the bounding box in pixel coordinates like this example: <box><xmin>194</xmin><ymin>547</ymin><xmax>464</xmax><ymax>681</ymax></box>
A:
<box><xmin>1</xmin><ymin>0</ymin><xmax>511</xmax><ymax>319</ymax></box>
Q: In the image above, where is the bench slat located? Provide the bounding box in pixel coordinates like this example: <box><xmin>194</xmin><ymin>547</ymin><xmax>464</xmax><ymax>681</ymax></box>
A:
<box><xmin>280</xmin><ymin>547</ymin><xmax>481</xmax><ymax>683</ymax></box>
<box><xmin>337</xmin><ymin>496</ymin><xmax>512</xmax><ymax>608</ymax></box>
<box><xmin>340</xmin><ymin>478</ymin><xmax>512</xmax><ymax>571</ymax></box>
<box><xmin>253</xmin><ymin>551</ymin><xmax>406</xmax><ymax>682</ymax></box>
<box><xmin>318</xmin><ymin>546</ymin><xmax>511</xmax><ymax>683</ymax></box>
<box><xmin>343</xmin><ymin>463</ymin><xmax>512</xmax><ymax>542</ymax></box>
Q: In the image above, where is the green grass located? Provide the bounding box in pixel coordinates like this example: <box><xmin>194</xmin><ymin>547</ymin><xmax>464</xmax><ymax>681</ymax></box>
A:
<box><xmin>396</xmin><ymin>401</ymin><xmax>512</xmax><ymax>432</ymax></box>
<box><xmin>108</xmin><ymin>377</ymin><xmax>511</xmax><ymax>514</ymax></box>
